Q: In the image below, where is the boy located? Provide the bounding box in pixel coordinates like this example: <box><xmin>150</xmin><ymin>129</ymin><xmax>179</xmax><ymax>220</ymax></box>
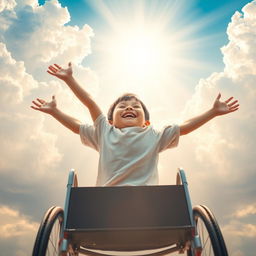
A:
<box><xmin>31</xmin><ymin>62</ymin><xmax>239</xmax><ymax>186</ymax></box>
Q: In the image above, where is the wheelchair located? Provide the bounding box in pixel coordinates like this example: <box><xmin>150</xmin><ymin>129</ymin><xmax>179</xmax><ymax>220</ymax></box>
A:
<box><xmin>32</xmin><ymin>168</ymin><xmax>228</xmax><ymax>256</ymax></box>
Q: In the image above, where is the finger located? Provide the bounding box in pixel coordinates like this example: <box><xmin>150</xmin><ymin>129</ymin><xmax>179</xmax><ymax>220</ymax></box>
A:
<box><xmin>54</xmin><ymin>64</ymin><xmax>62</xmax><ymax>69</ymax></box>
<box><xmin>229</xmin><ymin>107</ymin><xmax>239</xmax><ymax>113</ymax></box>
<box><xmin>32</xmin><ymin>101</ymin><xmax>41</xmax><ymax>108</ymax></box>
<box><xmin>225</xmin><ymin>97</ymin><xmax>233</xmax><ymax>103</ymax></box>
<box><xmin>216</xmin><ymin>93</ymin><xmax>221</xmax><ymax>101</ymax></box>
<box><xmin>48</xmin><ymin>65</ymin><xmax>57</xmax><ymax>71</ymax></box>
<box><xmin>47</xmin><ymin>70</ymin><xmax>56</xmax><ymax>76</ymax></box>
<box><xmin>31</xmin><ymin>106</ymin><xmax>40</xmax><ymax>111</ymax></box>
<box><xmin>228</xmin><ymin>100</ymin><xmax>238</xmax><ymax>107</ymax></box>
<box><xmin>37</xmin><ymin>98</ymin><xmax>45</xmax><ymax>104</ymax></box>
<box><xmin>31</xmin><ymin>106</ymin><xmax>45</xmax><ymax>112</ymax></box>
<box><xmin>230</xmin><ymin>104</ymin><xmax>239</xmax><ymax>109</ymax></box>
<box><xmin>48</xmin><ymin>66</ymin><xmax>58</xmax><ymax>72</ymax></box>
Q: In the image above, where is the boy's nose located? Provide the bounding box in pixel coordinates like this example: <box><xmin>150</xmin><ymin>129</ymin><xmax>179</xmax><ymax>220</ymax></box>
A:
<box><xmin>125</xmin><ymin>106</ymin><xmax>133</xmax><ymax>110</ymax></box>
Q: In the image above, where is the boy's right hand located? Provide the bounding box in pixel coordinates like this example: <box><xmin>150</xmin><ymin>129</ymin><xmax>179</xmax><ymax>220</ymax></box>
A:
<box><xmin>47</xmin><ymin>62</ymin><xmax>73</xmax><ymax>81</ymax></box>
<box><xmin>31</xmin><ymin>95</ymin><xmax>57</xmax><ymax>115</ymax></box>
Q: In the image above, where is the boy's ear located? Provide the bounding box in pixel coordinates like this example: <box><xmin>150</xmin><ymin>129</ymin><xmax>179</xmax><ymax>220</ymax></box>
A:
<box><xmin>109</xmin><ymin>120</ymin><xmax>113</xmax><ymax>125</ymax></box>
<box><xmin>144</xmin><ymin>120</ymin><xmax>150</xmax><ymax>126</ymax></box>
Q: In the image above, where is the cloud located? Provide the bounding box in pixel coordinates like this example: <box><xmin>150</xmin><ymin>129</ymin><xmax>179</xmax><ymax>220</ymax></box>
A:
<box><xmin>178</xmin><ymin>1</ymin><xmax>256</xmax><ymax>254</ymax></box>
<box><xmin>0</xmin><ymin>1</ymin><xmax>97</xmax><ymax>255</ymax></box>
<box><xmin>234</xmin><ymin>203</ymin><xmax>256</xmax><ymax>218</ymax></box>
<box><xmin>222</xmin><ymin>220</ymin><xmax>256</xmax><ymax>256</ymax></box>
<box><xmin>0</xmin><ymin>205</ymin><xmax>38</xmax><ymax>239</ymax></box>
<box><xmin>180</xmin><ymin>0</ymin><xmax>256</xmax><ymax>183</ymax></box>
<box><xmin>0</xmin><ymin>42</ymin><xmax>37</xmax><ymax>107</ymax></box>
<box><xmin>0</xmin><ymin>0</ymin><xmax>16</xmax><ymax>12</ymax></box>
<box><xmin>0</xmin><ymin>205</ymin><xmax>38</xmax><ymax>256</ymax></box>
<box><xmin>0</xmin><ymin>0</ymin><xmax>97</xmax><ymax>180</ymax></box>
<box><xmin>0</xmin><ymin>41</ymin><xmax>61</xmax><ymax>179</ymax></box>
<box><xmin>222</xmin><ymin>1</ymin><xmax>256</xmax><ymax>78</ymax></box>
<box><xmin>0</xmin><ymin>0</ymin><xmax>94</xmax><ymax>80</ymax></box>
<box><xmin>226</xmin><ymin>223</ymin><xmax>256</xmax><ymax>239</ymax></box>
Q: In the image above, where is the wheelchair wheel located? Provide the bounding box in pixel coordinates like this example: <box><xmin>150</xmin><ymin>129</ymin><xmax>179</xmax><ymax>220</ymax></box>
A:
<box><xmin>32</xmin><ymin>206</ymin><xmax>64</xmax><ymax>256</ymax></box>
<box><xmin>200</xmin><ymin>205</ymin><xmax>228</xmax><ymax>256</ymax></box>
<box><xmin>187</xmin><ymin>205</ymin><xmax>228</xmax><ymax>256</ymax></box>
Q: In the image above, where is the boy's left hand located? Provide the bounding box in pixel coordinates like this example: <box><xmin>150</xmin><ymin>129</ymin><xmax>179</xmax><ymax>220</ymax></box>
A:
<box><xmin>213</xmin><ymin>93</ymin><xmax>239</xmax><ymax>116</ymax></box>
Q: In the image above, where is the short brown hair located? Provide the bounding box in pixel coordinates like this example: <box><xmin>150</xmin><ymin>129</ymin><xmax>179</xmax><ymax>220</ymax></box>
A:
<box><xmin>107</xmin><ymin>93</ymin><xmax>150</xmax><ymax>121</ymax></box>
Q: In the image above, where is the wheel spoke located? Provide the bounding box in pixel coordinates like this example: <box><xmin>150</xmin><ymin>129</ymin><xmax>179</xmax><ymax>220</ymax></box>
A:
<box><xmin>192</xmin><ymin>206</ymin><xmax>222</xmax><ymax>256</ymax></box>
<box><xmin>32</xmin><ymin>207</ymin><xmax>69</xmax><ymax>256</ymax></box>
<box><xmin>195</xmin><ymin>215</ymin><xmax>210</xmax><ymax>256</ymax></box>
<box><xmin>48</xmin><ymin>237</ymin><xmax>58</xmax><ymax>254</ymax></box>
<box><xmin>200</xmin><ymin>219</ymin><xmax>205</xmax><ymax>245</ymax></box>
<box><xmin>201</xmin><ymin>235</ymin><xmax>210</xmax><ymax>255</ymax></box>
<box><xmin>44</xmin><ymin>215</ymin><xmax>63</xmax><ymax>256</ymax></box>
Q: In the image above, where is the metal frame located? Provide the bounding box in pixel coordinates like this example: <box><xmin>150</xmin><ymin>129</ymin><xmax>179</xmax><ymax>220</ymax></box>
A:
<box><xmin>60</xmin><ymin>168</ymin><xmax>202</xmax><ymax>256</ymax></box>
<box><xmin>177</xmin><ymin>168</ymin><xmax>202</xmax><ymax>254</ymax></box>
<box><xmin>61</xmin><ymin>169</ymin><xmax>76</xmax><ymax>253</ymax></box>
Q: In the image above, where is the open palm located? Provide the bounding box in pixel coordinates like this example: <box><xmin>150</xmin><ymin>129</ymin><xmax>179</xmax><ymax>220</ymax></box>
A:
<box><xmin>47</xmin><ymin>62</ymin><xmax>73</xmax><ymax>80</ymax></box>
<box><xmin>31</xmin><ymin>96</ymin><xmax>57</xmax><ymax>114</ymax></box>
<box><xmin>213</xmin><ymin>93</ymin><xmax>239</xmax><ymax>115</ymax></box>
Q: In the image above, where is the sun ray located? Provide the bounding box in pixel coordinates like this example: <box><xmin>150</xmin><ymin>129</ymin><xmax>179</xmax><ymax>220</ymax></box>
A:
<box><xmin>85</xmin><ymin>0</ymin><xmax>224</xmax><ymax>102</ymax></box>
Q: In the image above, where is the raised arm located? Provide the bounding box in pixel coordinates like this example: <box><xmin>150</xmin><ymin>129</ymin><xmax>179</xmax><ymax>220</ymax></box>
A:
<box><xmin>31</xmin><ymin>96</ymin><xmax>81</xmax><ymax>134</ymax></box>
<box><xmin>47</xmin><ymin>62</ymin><xmax>102</xmax><ymax>122</ymax></box>
<box><xmin>180</xmin><ymin>93</ymin><xmax>239</xmax><ymax>136</ymax></box>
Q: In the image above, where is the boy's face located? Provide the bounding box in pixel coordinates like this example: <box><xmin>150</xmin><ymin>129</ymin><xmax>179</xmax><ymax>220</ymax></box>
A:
<box><xmin>109</xmin><ymin>98</ymin><xmax>149</xmax><ymax>129</ymax></box>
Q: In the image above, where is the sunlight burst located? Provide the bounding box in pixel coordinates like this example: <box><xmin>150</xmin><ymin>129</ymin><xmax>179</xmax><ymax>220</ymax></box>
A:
<box><xmin>108</xmin><ymin>27</ymin><xmax>170</xmax><ymax>80</ymax></box>
<box><xmin>90</xmin><ymin>0</ymin><xmax>213</xmax><ymax>96</ymax></box>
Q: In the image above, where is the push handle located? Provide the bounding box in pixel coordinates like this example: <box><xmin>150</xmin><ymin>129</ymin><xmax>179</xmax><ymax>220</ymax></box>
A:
<box><xmin>67</xmin><ymin>168</ymin><xmax>78</xmax><ymax>187</ymax></box>
<box><xmin>176</xmin><ymin>168</ymin><xmax>187</xmax><ymax>185</ymax></box>
<box><xmin>177</xmin><ymin>168</ymin><xmax>202</xmax><ymax>253</ymax></box>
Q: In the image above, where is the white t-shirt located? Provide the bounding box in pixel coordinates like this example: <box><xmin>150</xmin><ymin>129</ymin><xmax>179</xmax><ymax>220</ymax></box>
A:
<box><xmin>80</xmin><ymin>114</ymin><xmax>180</xmax><ymax>186</ymax></box>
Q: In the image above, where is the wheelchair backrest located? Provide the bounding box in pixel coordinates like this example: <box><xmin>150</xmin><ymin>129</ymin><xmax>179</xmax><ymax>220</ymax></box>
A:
<box><xmin>66</xmin><ymin>185</ymin><xmax>192</xmax><ymax>230</ymax></box>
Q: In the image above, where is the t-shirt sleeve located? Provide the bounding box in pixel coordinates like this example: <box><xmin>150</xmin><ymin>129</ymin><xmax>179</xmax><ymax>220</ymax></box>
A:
<box><xmin>79</xmin><ymin>114</ymin><xmax>107</xmax><ymax>151</ymax></box>
<box><xmin>158</xmin><ymin>124</ymin><xmax>180</xmax><ymax>152</ymax></box>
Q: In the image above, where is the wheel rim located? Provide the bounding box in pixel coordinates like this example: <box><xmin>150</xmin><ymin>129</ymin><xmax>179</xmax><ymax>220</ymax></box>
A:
<box><xmin>46</xmin><ymin>214</ymin><xmax>63</xmax><ymax>255</ymax></box>
<box><xmin>196</xmin><ymin>215</ymin><xmax>214</xmax><ymax>256</ymax></box>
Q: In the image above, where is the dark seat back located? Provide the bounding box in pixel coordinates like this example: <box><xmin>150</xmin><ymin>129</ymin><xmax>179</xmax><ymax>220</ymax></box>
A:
<box><xmin>65</xmin><ymin>185</ymin><xmax>193</xmax><ymax>251</ymax></box>
<box><xmin>67</xmin><ymin>185</ymin><xmax>191</xmax><ymax>230</ymax></box>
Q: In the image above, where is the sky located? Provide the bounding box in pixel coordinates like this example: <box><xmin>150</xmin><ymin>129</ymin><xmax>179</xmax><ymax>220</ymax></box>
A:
<box><xmin>0</xmin><ymin>0</ymin><xmax>255</xmax><ymax>255</ymax></box>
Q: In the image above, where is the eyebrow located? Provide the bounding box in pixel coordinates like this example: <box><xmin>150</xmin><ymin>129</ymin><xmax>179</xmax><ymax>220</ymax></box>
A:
<box><xmin>117</xmin><ymin>101</ymin><xmax>141</xmax><ymax>106</ymax></box>
<box><xmin>118</xmin><ymin>99</ymin><xmax>140</xmax><ymax>104</ymax></box>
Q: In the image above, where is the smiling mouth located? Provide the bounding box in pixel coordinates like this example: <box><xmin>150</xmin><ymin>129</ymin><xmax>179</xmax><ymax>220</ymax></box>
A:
<box><xmin>122</xmin><ymin>112</ymin><xmax>137</xmax><ymax>118</ymax></box>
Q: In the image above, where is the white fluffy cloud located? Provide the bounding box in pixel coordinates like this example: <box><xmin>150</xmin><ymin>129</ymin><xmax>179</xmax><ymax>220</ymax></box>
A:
<box><xmin>222</xmin><ymin>2</ymin><xmax>256</xmax><ymax>78</ymax></box>
<box><xmin>0</xmin><ymin>205</ymin><xmax>38</xmax><ymax>256</ymax></box>
<box><xmin>180</xmin><ymin>1</ymin><xmax>256</xmax><ymax>183</ymax></box>
<box><xmin>0</xmin><ymin>1</ymin><xmax>97</xmax><ymax>255</ymax></box>
<box><xmin>0</xmin><ymin>43</ymin><xmax>37</xmax><ymax>106</ymax></box>
<box><xmin>0</xmin><ymin>205</ymin><xmax>38</xmax><ymax>238</ymax></box>
<box><xmin>0</xmin><ymin>0</ymin><xmax>97</xmax><ymax>179</ymax></box>
<box><xmin>0</xmin><ymin>0</ymin><xmax>16</xmax><ymax>12</ymax></box>
<box><xmin>0</xmin><ymin>41</ymin><xmax>61</xmax><ymax>180</ymax></box>
<box><xmin>179</xmin><ymin>1</ymin><xmax>256</xmax><ymax>254</ymax></box>
<box><xmin>234</xmin><ymin>203</ymin><xmax>256</xmax><ymax>218</ymax></box>
<box><xmin>0</xmin><ymin>0</ymin><xmax>94</xmax><ymax>79</ymax></box>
